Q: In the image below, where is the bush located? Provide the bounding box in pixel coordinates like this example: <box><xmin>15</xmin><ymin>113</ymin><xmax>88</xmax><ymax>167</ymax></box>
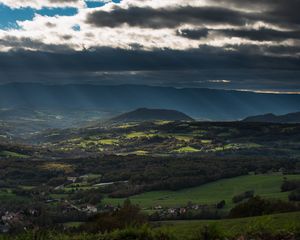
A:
<box><xmin>232</xmin><ymin>190</ymin><xmax>254</xmax><ymax>203</ymax></box>
<box><xmin>216</xmin><ymin>200</ymin><xmax>226</xmax><ymax>209</ymax></box>
<box><xmin>81</xmin><ymin>199</ymin><xmax>147</xmax><ymax>233</ymax></box>
<box><xmin>105</xmin><ymin>226</ymin><xmax>173</xmax><ymax>240</ymax></box>
<box><xmin>281</xmin><ymin>180</ymin><xmax>300</xmax><ymax>192</ymax></box>
<box><xmin>192</xmin><ymin>224</ymin><xmax>226</xmax><ymax>240</ymax></box>
<box><xmin>229</xmin><ymin>196</ymin><xmax>299</xmax><ymax>218</ymax></box>
<box><xmin>289</xmin><ymin>189</ymin><xmax>300</xmax><ymax>201</ymax></box>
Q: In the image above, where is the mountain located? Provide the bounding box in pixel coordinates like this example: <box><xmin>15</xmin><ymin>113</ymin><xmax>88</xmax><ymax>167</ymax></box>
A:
<box><xmin>1</xmin><ymin>83</ymin><xmax>300</xmax><ymax>121</ymax></box>
<box><xmin>109</xmin><ymin>108</ymin><xmax>194</xmax><ymax>123</ymax></box>
<box><xmin>243</xmin><ymin>112</ymin><xmax>300</xmax><ymax>123</ymax></box>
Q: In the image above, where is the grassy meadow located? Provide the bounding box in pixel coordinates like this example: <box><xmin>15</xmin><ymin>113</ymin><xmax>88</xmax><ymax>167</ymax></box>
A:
<box><xmin>104</xmin><ymin>174</ymin><xmax>300</xmax><ymax>209</ymax></box>
<box><xmin>159</xmin><ymin>211</ymin><xmax>300</xmax><ymax>239</ymax></box>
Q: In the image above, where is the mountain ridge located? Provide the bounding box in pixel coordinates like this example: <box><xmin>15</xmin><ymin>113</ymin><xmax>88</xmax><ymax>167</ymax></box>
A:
<box><xmin>243</xmin><ymin>112</ymin><xmax>300</xmax><ymax>123</ymax></box>
<box><xmin>1</xmin><ymin>83</ymin><xmax>300</xmax><ymax>121</ymax></box>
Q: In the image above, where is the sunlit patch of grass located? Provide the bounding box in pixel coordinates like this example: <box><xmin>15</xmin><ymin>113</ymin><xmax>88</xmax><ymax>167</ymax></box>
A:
<box><xmin>0</xmin><ymin>151</ymin><xmax>29</xmax><ymax>158</ymax></box>
<box><xmin>126</xmin><ymin>131</ymin><xmax>156</xmax><ymax>139</ymax></box>
<box><xmin>41</xmin><ymin>163</ymin><xmax>73</xmax><ymax>173</ymax></box>
<box><xmin>154</xmin><ymin>120</ymin><xmax>173</xmax><ymax>125</ymax></box>
<box><xmin>67</xmin><ymin>137</ymin><xmax>82</xmax><ymax>143</ymax></box>
<box><xmin>116</xmin><ymin>150</ymin><xmax>149</xmax><ymax>156</ymax></box>
<box><xmin>173</xmin><ymin>135</ymin><xmax>193</xmax><ymax>142</ymax></box>
<box><xmin>132</xmin><ymin>150</ymin><xmax>148</xmax><ymax>155</ymax></box>
<box><xmin>98</xmin><ymin>139</ymin><xmax>119</xmax><ymax>145</ymax></box>
<box><xmin>116</xmin><ymin>123</ymin><xmax>139</xmax><ymax>129</ymax></box>
<box><xmin>211</xmin><ymin>143</ymin><xmax>262</xmax><ymax>152</ymax></box>
<box><xmin>174</xmin><ymin>146</ymin><xmax>201</xmax><ymax>153</ymax></box>
<box><xmin>59</xmin><ymin>147</ymin><xmax>74</xmax><ymax>152</ymax></box>
<box><xmin>77</xmin><ymin>139</ymin><xmax>119</xmax><ymax>148</ymax></box>
<box><xmin>201</xmin><ymin>140</ymin><xmax>212</xmax><ymax>144</ymax></box>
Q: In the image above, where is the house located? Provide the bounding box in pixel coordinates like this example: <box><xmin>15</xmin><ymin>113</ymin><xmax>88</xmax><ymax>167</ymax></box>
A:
<box><xmin>179</xmin><ymin>208</ymin><xmax>187</xmax><ymax>214</ymax></box>
<box><xmin>154</xmin><ymin>205</ymin><xmax>163</xmax><ymax>210</ymax></box>
<box><xmin>191</xmin><ymin>205</ymin><xmax>200</xmax><ymax>210</ymax></box>
<box><xmin>85</xmin><ymin>205</ymin><xmax>98</xmax><ymax>213</ymax></box>
<box><xmin>167</xmin><ymin>208</ymin><xmax>176</xmax><ymax>214</ymax></box>
<box><xmin>1</xmin><ymin>212</ymin><xmax>22</xmax><ymax>225</ymax></box>
<box><xmin>67</xmin><ymin>177</ymin><xmax>77</xmax><ymax>183</ymax></box>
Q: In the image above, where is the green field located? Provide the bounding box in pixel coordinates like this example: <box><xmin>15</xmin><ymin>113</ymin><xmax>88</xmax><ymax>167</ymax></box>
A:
<box><xmin>104</xmin><ymin>174</ymin><xmax>300</xmax><ymax>209</ymax></box>
<box><xmin>0</xmin><ymin>150</ymin><xmax>29</xmax><ymax>158</ymax></box>
<box><xmin>0</xmin><ymin>188</ymin><xmax>30</xmax><ymax>202</ymax></box>
<box><xmin>0</xmin><ymin>189</ymin><xmax>15</xmax><ymax>199</ymax></box>
<box><xmin>159</xmin><ymin>211</ymin><xmax>300</xmax><ymax>240</ymax></box>
<box><xmin>174</xmin><ymin>146</ymin><xmax>201</xmax><ymax>153</ymax></box>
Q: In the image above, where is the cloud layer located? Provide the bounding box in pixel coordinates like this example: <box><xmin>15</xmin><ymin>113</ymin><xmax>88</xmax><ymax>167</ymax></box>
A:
<box><xmin>0</xmin><ymin>0</ymin><xmax>299</xmax><ymax>92</ymax></box>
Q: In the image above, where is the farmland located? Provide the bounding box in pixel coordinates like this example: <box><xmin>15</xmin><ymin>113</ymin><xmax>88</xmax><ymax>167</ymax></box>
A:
<box><xmin>160</xmin><ymin>211</ymin><xmax>300</xmax><ymax>240</ymax></box>
<box><xmin>0</xmin><ymin>120</ymin><xmax>300</xmax><ymax>236</ymax></box>
<box><xmin>30</xmin><ymin>121</ymin><xmax>300</xmax><ymax>158</ymax></box>
<box><xmin>104</xmin><ymin>174</ymin><xmax>300</xmax><ymax>209</ymax></box>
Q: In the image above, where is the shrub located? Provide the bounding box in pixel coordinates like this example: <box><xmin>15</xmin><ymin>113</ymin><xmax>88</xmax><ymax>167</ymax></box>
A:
<box><xmin>289</xmin><ymin>189</ymin><xmax>300</xmax><ymax>201</ymax></box>
<box><xmin>281</xmin><ymin>180</ymin><xmax>300</xmax><ymax>192</ymax></box>
<box><xmin>192</xmin><ymin>224</ymin><xmax>226</xmax><ymax>240</ymax></box>
<box><xmin>81</xmin><ymin>199</ymin><xmax>147</xmax><ymax>233</ymax></box>
<box><xmin>232</xmin><ymin>190</ymin><xmax>254</xmax><ymax>203</ymax></box>
<box><xmin>216</xmin><ymin>200</ymin><xmax>226</xmax><ymax>209</ymax></box>
<box><xmin>230</xmin><ymin>196</ymin><xmax>299</xmax><ymax>218</ymax></box>
<box><xmin>105</xmin><ymin>226</ymin><xmax>173</xmax><ymax>240</ymax></box>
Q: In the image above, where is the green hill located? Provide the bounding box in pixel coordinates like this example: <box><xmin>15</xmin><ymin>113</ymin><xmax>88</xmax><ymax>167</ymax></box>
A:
<box><xmin>110</xmin><ymin>108</ymin><xmax>194</xmax><ymax>123</ymax></box>
<box><xmin>104</xmin><ymin>174</ymin><xmax>300</xmax><ymax>209</ymax></box>
<box><xmin>160</xmin><ymin>211</ymin><xmax>300</xmax><ymax>240</ymax></box>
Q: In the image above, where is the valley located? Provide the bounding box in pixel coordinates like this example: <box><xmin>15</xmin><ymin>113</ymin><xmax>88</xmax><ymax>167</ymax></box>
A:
<box><xmin>1</xmin><ymin>117</ymin><xmax>300</xmax><ymax>238</ymax></box>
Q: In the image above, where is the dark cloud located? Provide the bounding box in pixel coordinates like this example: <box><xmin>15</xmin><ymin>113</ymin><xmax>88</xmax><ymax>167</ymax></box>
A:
<box><xmin>86</xmin><ymin>6</ymin><xmax>252</xmax><ymax>28</ymax></box>
<box><xmin>1</xmin><ymin>0</ymin><xmax>299</xmax><ymax>92</ymax></box>
<box><xmin>0</xmin><ymin>47</ymin><xmax>299</xmax><ymax>92</ymax></box>
<box><xmin>221</xmin><ymin>28</ymin><xmax>300</xmax><ymax>41</ymax></box>
<box><xmin>1</xmin><ymin>47</ymin><xmax>299</xmax><ymax>72</ymax></box>
<box><xmin>178</xmin><ymin>27</ymin><xmax>300</xmax><ymax>42</ymax></box>
<box><xmin>86</xmin><ymin>1</ymin><xmax>300</xmax><ymax>30</ymax></box>
<box><xmin>213</xmin><ymin>0</ymin><xmax>300</xmax><ymax>27</ymax></box>
<box><xmin>211</xmin><ymin>0</ymin><xmax>300</xmax><ymax>12</ymax></box>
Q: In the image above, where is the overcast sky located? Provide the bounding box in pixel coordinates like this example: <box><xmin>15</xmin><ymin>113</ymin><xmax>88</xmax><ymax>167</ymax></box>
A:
<box><xmin>0</xmin><ymin>0</ymin><xmax>299</xmax><ymax>92</ymax></box>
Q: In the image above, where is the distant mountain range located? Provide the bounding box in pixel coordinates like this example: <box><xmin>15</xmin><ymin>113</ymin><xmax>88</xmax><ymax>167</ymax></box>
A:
<box><xmin>110</xmin><ymin>108</ymin><xmax>194</xmax><ymax>123</ymax></box>
<box><xmin>243</xmin><ymin>112</ymin><xmax>300</xmax><ymax>123</ymax></box>
<box><xmin>1</xmin><ymin>83</ymin><xmax>300</xmax><ymax>121</ymax></box>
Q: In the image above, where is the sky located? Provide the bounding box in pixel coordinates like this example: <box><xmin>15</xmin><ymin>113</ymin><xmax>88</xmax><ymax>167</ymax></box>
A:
<box><xmin>0</xmin><ymin>0</ymin><xmax>299</xmax><ymax>93</ymax></box>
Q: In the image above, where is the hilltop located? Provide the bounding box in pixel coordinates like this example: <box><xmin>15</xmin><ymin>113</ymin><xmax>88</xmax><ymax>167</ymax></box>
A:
<box><xmin>109</xmin><ymin>108</ymin><xmax>194</xmax><ymax>123</ymax></box>
<box><xmin>243</xmin><ymin>112</ymin><xmax>300</xmax><ymax>123</ymax></box>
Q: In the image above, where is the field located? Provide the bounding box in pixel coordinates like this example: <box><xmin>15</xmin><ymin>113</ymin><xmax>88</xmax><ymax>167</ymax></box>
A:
<box><xmin>1</xmin><ymin>121</ymin><xmax>300</xmax><ymax>235</ymax></box>
<box><xmin>0</xmin><ymin>150</ymin><xmax>28</xmax><ymax>158</ymax></box>
<box><xmin>30</xmin><ymin>121</ymin><xmax>300</xmax><ymax>157</ymax></box>
<box><xmin>104</xmin><ymin>174</ymin><xmax>300</xmax><ymax>209</ymax></box>
<box><xmin>159</xmin><ymin>211</ymin><xmax>300</xmax><ymax>239</ymax></box>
